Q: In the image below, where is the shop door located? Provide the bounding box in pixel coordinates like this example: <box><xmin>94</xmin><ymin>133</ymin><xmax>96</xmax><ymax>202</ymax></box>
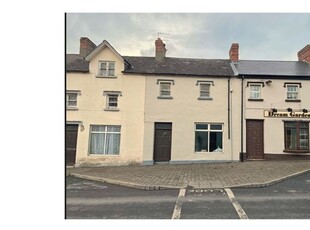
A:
<box><xmin>154</xmin><ymin>123</ymin><xmax>172</xmax><ymax>162</ymax></box>
<box><xmin>246</xmin><ymin>120</ymin><xmax>264</xmax><ymax>160</ymax></box>
<box><xmin>66</xmin><ymin>124</ymin><xmax>78</xmax><ymax>166</ymax></box>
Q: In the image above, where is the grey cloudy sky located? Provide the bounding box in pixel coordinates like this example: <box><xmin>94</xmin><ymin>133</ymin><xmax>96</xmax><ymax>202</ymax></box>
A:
<box><xmin>66</xmin><ymin>13</ymin><xmax>310</xmax><ymax>61</ymax></box>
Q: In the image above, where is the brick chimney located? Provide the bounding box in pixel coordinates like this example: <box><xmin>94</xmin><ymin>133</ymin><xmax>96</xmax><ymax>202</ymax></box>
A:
<box><xmin>155</xmin><ymin>38</ymin><xmax>167</xmax><ymax>61</ymax></box>
<box><xmin>79</xmin><ymin>37</ymin><xmax>97</xmax><ymax>58</ymax></box>
<box><xmin>229</xmin><ymin>43</ymin><xmax>239</xmax><ymax>62</ymax></box>
<box><xmin>297</xmin><ymin>44</ymin><xmax>310</xmax><ymax>63</ymax></box>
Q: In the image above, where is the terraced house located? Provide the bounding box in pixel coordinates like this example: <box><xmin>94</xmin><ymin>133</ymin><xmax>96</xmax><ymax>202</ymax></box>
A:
<box><xmin>66</xmin><ymin>37</ymin><xmax>310</xmax><ymax>166</ymax></box>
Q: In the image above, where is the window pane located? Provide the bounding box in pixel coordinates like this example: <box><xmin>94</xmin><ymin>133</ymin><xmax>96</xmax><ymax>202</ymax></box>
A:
<box><xmin>107</xmin><ymin>126</ymin><xmax>121</xmax><ymax>132</ymax></box>
<box><xmin>285</xmin><ymin>129</ymin><xmax>297</xmax><ymax>150</ymax></box>
<box><xmin>100</xmin><ymin>62</ymin><xmax>107</xmax><ymax>69</ymax></box>
<box><xmin>196</xmin><ymin>124</ymin><xmax>208</xmax><ymax>130</ymax></box>
<box><xmin>200</xmin><ymin>84</ymin><xmax>210</xmax><ymax>97</ymax></box>
<box><xmin>300</xmin><ymin>128</ymin><xmax>309</xmax><ymax>150</ymax></box>
<box><xmin>284</xmin><ymin>122</ymin><xmax>296</xmax><ymax>128</ymax></box>
<box><xmin>68</xmin><ymin>101</ymin><xmax>77</xmax><ymax>107</ymax></box>
<box><xmin>90</xmin><ymin>133</ymin><xmax>105</xmax><ymax>154</ymax></box>
<box><xmin>210</xmin><ymin>124</ymin><xmax>222</xmax><ymax>130</ymax></box>
<box><xmin>195</xmin><ymin>131</ymin><xmax>208</xmax><ymax>152</ymax></box>
<box><xmin>105</xmin><ymin>133</ymin><xmax>120</xmax><ymax>155</ymax></box>
<box><xmin>210</xmin><ymin>132</ymin><xmax>223</xmax><ymax>152</ymax></box>
<box><xmin>91</xmin><ymin>125</ymin><xmax>106</xmax><ymax>132</ymax></box>
<box><xmin>109</xmin><ymin>62</ymin><xmax>115</xmax><ymax>69</ymax></box>
<box><xmin>68</xmin><ymin>93</ymin><xmax>77</xmax><ymax>100</ymax></box>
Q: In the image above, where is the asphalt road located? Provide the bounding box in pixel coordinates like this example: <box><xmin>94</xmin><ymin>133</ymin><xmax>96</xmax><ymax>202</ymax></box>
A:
<box><xmin>65</xmin><ymin>171</ymin><xmax>310</xmax><ymax>219</ymax></box>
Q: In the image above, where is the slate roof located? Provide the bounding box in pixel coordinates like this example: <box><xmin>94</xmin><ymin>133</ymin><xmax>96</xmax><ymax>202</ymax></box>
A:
<box><xmin>66</xmin><ymin>54</ymin><xmax>89</xmax><ymax>72</ymax></box>
<box><xmin>233</xmin><ymin>60</ymin><xmax>310</xmax><ymax>78</ymax></box>
<box><xmin>123</xmin><ymin>56</ymin><xmax>234</xmax><ymax>76</ymax></box>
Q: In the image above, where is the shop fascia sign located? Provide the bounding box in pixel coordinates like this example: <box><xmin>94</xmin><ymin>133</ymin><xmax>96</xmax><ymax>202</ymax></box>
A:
<box><xmin>264</xmin><ymin>109</ymin><xmax>310</xmax><ymax>118</ymax></box>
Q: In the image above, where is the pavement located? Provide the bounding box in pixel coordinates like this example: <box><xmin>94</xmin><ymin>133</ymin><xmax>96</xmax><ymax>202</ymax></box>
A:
<box><xmin>66</xmin><ymin>160</ymin><xmax>310</xmax><ymax>190</ymax></box>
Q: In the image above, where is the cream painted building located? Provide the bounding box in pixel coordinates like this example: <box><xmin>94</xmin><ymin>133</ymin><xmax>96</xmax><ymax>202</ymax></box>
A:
<box><xmin>66</xmin><ymin>37</ymin><xmax>241</xmax><ymax>166</ymax></box>
<box><xmin>66</xmin><ymin>37</ymin><xmax>310</xmax><ymax>166</ymax></box>
<box><xmin>230</xmin><ymin>44</ymin><xmax>310</xmax><ymax>160</ymax></box>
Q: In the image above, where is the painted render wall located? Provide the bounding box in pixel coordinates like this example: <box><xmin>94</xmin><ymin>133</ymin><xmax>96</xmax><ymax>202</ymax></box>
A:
<box><xmin>66</xmin><ymin>47</ymin><xmax>146</xmax><ymax>166</ymax></box>
<box><xmin>244</xmin><ymin>79</ymin><xmax>310</xmax><ymax>157</ymax></box>
<box><xmin>142</xmin><ymin>75</ymin><xmax>242</xmax><ymax>164</ymax></box>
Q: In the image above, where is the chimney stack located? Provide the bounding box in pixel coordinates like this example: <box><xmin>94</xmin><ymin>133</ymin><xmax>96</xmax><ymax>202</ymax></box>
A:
<box><xmin>155</xmin><ymin>38</ymin><xmax>167</xmax><ymax>61</ymax></box>
<box><xmin>297</xmin><ymin>44</ymin><xmax>310</xmax><ymax>64</ymax></box>
<box><xmin>80</xmin><ymin>37</ymin><xmax>97</xmax><ymax>58</ymax></box>
<box><xmin>229</xmin><ymin>43</ymin><xmax>239</xmax><ymax>62</ymax></box>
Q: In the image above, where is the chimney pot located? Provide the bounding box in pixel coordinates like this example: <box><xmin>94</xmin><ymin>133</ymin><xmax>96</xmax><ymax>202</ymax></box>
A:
<box><xmin>297</xmin><ymin>44</ymin><xmax>310</xmax><ymax>63</ymax></box>
<box><xmin>229</xmin><ymin>43</ymin><xmax>239</xmax><ymax>62</ymax></box>
<box><xmin>155</xmin><ymin>38</ymin><xmax>167</xmax><ymax>61</ymax></box>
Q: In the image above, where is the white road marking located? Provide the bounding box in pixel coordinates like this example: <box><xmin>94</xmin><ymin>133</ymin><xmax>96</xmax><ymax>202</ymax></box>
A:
<box><xmin>225</xmin><ymin>188</ymin><xmax>249</xmax><ymax>219</ymax></box>
<box><xmin>172</xmin><ymin>188</ymin><xmax>186</xmax><ymax>219</ymax></box>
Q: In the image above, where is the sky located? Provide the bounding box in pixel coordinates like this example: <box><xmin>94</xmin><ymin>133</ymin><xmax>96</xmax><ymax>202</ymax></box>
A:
<box><xmin>66</xmin><ymin>13</ymin><xmax>310</xmax><ymax>61</ymax></box>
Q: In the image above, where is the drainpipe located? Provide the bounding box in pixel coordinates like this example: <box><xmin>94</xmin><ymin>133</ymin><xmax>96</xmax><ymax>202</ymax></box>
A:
<box><xmin>240</xmin><ymin>75</ymin><xmax>244</xmax><ymax>162</ymax></box>
<box><xmin>228</xmin><ymin>77</ymin><xmax>231</xmax><ymax>140</ymax></box>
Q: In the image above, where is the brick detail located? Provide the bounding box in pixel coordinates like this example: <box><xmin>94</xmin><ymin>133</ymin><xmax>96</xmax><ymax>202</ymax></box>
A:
<box><xmin>155</xmin><ymin>38</ymin><xmax>167</xmax><ymax>61</ymax></box>
<box><xmin>298</xmin><ymin>44</ymin><xmax>310</xmax><ymax>63</ymax></box>
<box><xmin>80</xmin><ymin>37</ymin><xmax>97</xmax><ymax>58</ymax></box>
<box><xmin>229</xmin><ymin>43</ymin><xmax>239</xmax><ymax>62</ymax></box>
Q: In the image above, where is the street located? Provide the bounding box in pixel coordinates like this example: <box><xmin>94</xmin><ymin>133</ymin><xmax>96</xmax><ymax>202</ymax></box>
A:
<box><xmin>66</xmin><ymin>171</ymin><xmax>310</xmax><ymax>219</ymax></box>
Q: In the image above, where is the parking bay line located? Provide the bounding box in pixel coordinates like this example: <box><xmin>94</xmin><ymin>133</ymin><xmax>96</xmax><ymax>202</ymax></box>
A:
<box><xmin>172</xmin><ymin>188</ymin><xmax>186</xmax><ymax>219</ymax></box>
<box><xmin>225</xmin><ymin>188</ymin><xmax>249</xmax><ymax>219</ymax></box>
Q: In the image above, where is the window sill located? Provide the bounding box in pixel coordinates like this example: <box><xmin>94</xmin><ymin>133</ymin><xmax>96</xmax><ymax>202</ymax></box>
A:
<box><xmin>198</xmin><ymin>97</ymin><xmax>213</xmax><ymax>100</ymax></box>
<box><xmin>96</xmin><ymin>75</ymin><xmax>117</xmax><ymax>78</ymax></box>
<box><xmin>88</xmin><ymin>154</ymin><xmax>120</xmax><ymax>157</ymax></box>
<box><xmin>248</xmin><ymin>98</ymin><xmax>264</xmax><ymax>101</ymax></box>
<box><xmin>66</xmin><ymin>107</ymin><xmax>78</xmax><ymax>111</ymax></box>
<box><xmin>283</xmin><ymin>150</ymin><xmax>309</xmax><ymax>153</ymax></box>
<box><xmin>285</xmin><ymin>99</ymin><xmax>301</xmax><ymax>102</ymax></box>
<box><xmin>157</xmin><ymin>96</ymin><xmax>173</xmax><ymax>99</ymax></box>
<box><xmin>104</xmin><ymin>108</ymin><xmax>120</xmax><ymax>112</ymax></box>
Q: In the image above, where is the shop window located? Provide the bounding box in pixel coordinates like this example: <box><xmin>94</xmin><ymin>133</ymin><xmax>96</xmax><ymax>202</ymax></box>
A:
<box><xmin>284</xmin><ymin>121</ymin><xmax>309</xmax><ymax>152</ymax></box>
<box><xmin>195</xmin><ymin>123</ymin><xmax>223</xmax><ymax>152</ymax></box>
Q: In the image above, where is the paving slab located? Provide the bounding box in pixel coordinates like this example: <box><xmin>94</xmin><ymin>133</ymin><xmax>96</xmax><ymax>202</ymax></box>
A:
<box><xmin>66</xmin><ymin>160</ymin><xmax>310</xmax><ymax>190</ymax></box>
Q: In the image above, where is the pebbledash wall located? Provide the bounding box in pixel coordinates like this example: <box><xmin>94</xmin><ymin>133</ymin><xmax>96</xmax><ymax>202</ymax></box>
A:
<box><xmin>66</xmin><ymin>37</ymin><xmax>310</xmax><ymax>166</ymax></box>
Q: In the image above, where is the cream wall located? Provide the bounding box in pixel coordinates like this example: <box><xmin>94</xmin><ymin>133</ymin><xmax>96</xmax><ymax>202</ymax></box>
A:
<box><xmin>66</xmin><ymin>47</ymin><xmax>146</xmax><ymax>166</ymax></box>
<box><xmin>244</xmin><ymin>79</ymin><xmax>310</xmax><ymax>156</ymax></box>
<box><xmin>143</xmin><ymin>75</ymin><xmax>242</xmax><ymax>164</ymax></box>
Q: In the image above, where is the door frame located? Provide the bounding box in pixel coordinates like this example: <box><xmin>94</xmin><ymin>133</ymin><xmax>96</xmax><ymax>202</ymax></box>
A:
<box><xmin>246</xmin><ymin>119</ymin><xmax>264</xmax><ymax>160</ymax></box>
<box><xmin>66</xmin><ymin>123</ymin><xmax>80</xmax><ymax>166</ymax></box>
<box><xmin>153</xmin><ymin>122</ymin><xmax>172</xmax><ymax>163</ymax></box>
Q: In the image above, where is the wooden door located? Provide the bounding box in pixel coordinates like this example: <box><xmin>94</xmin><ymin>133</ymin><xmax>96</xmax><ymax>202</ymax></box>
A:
<box><xmin>154</xmin><ymin>123</ymin><xmax>172</xmax><ymax>162</ymax></box>
<box><xmin>246</xmin><ymin>120</ymin><xmax>264</xmax><ymax>160</ymax></box>
<box><xmin>66</xmin><ymin>124</ymin><xmax>78</xmax><ymax>166</ymax></box>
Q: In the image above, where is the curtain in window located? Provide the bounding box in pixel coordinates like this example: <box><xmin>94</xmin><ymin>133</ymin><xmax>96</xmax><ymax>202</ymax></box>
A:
<box><xmin>91</xmin><ymin>133</ymin><xmax>105</xmax><ymax>154</ymax></box>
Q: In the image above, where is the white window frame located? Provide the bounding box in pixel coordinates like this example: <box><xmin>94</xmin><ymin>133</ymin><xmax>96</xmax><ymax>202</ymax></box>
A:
<box><xmin>97</xmin><ymin>61</ymin><xmax>116</xmax><ymax>77</ymax></box>
<box><xmin>286</xmin><ymin>84</ymin><xmax>299</xmax><ymax>100</ymax></box>
<box><xmin>89</xmin><ymin>125</ymin><xmax>121</xmax><ymax>155</ymax></box>
<box><xmin>103</xmin><ymin>91</ymin><xmax>122</xmax><ymax>111</ymax></box>
<box><xmin>66</xmin><ymin>90</ymin><xmax>81</xmax><ymax>110</ymax></box>
<box><xmin>249</xmin><ymin>84</ymin><xmax>261</xmax><ymax>99</ymax></box>
<box><xmin>197</xmin><ymin>80</ymin><xmax>214</xmax><ymax>100</ymax></box>
<box><xmin>157</xmin><ymin>79</ymin><xmax>174</xmax><ymax>99</ymax></box>
<box><xmin>194</xmin><ymin>123</ymin><xmax>223</xmax><ymax>153</ymax></box>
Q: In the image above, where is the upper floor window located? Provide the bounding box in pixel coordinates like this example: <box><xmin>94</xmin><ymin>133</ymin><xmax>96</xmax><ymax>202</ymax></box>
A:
<box><xmin>284</xmin><ymin>82</ymin><xmax>301</xmax><ymax>102</ymax></box>
<box><xmin>197</xmin><ymin>80</ymin><xmax>214</xmax><ymax>100</ymax></box>
<box><xmin>250</xmin><ymin>84</ymin><xmax>261</xmax><ymax>99</ymax></box>
<box><xmin>66</xmin><ymin>90</ymin><xmax>81</xmax><ymax>110</ymax></box>
<box><xmin>103</xmin><ymin>91</ymin><xmax>122</xmax><ymax>111</ymax></box>
<box><xmin>246</xmin><ymin>82</ymin><xmax>264</xmax><ymax>101</ymax></box>
<box><xmin>157</xmin><ymin>79</ymin><xmax>174</xmax><ymax>99</ymax></box>
<box><xmin>98</xmin><ymin>61</ymin><xmax>115</xmax><ymax>77</ymax></box>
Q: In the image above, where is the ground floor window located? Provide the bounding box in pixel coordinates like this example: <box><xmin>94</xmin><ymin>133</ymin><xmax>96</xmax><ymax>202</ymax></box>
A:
<box><xmin>195</xmin><ymin>123</ymin><xmax>223</xmax><ymax>152</ymax></box>
<box><xmin>89</xmin><ymin>125</ymin><xmax>121</xmax><ymax>155</ymax></box>
<box><xmin>284</xmin><ymin>121</ymin><xmax>309</xmax><ymax>152</ymax></box>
